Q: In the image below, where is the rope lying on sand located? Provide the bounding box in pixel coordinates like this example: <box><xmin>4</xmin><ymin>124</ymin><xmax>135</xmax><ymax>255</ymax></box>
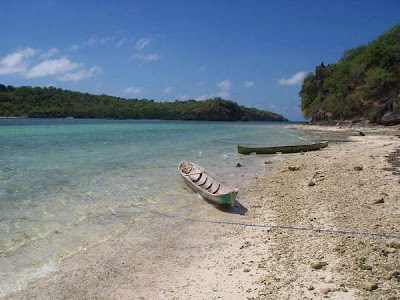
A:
<box><xmin>153</xmin><ymin>210</ymin><xmax>400</xmax><ymax>240</ymax></box>
<box><xmin>125</xmin><ymin>171</ymin><xmax>400</xmax><ymax>240</ymax></box>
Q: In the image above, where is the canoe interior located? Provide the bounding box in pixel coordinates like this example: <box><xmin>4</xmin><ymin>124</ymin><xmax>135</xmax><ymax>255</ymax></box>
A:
<box><xmin>179</xmin><ymin>161</ymin><xmax>238</xmax><ymax>207</ymax></box>
<box><xmin>237</xmin><ymin>141</ymin><xmax>328</xmax><ymax>155</ymax></box>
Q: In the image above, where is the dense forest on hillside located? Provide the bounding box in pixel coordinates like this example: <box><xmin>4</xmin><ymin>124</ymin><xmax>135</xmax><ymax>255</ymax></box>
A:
<box><xmin>300</xmin><ymin>24</ymin><xmax>400</xmax><ymax>124</ymax></box>
<box><xmin>0</xmin><ymin>84</ymin><xmax>286</xmax><ymax>121</ymax></box>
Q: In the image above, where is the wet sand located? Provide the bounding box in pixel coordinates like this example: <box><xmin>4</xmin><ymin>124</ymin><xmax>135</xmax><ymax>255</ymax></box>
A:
<box><xmin>5</xmin><ymin>124</ymin><xmax>400</xmax><ymax>299</ymax></box>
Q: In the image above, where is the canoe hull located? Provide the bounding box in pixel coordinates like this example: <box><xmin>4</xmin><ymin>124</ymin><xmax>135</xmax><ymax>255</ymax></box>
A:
<box><xmin>237</xmin><ymin>141</ymin><xmax>328</xmax><ymax>155</ymax></box>
<box><xmin>179</xmin><ymin>162</ymin><xmax>238</xmax><ymax>208</ymax></box>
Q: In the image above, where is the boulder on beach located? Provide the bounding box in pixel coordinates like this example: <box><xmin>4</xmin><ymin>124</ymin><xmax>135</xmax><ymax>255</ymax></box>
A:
<box><xmin>288</xmin><ymin>165</ymin><xmax>300</xmax><ymax>171</ymax></box>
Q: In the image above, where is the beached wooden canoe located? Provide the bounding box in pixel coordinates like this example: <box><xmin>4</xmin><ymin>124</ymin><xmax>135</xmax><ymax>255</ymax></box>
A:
<box><xmin>237</xmin><ymin>141</ymin><xmax>328</xmax><ymax>155</ymax></box>
<box><xmin>178</xmin><ymin>161</ymin><xmax>238</xmax><ymax>208</ymax></box>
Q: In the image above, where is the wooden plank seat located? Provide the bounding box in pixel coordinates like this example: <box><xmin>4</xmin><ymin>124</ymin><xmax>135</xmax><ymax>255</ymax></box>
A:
<box><xmin>212</xmin><ymin>184</ymin><xmax>221</xmax><ymax>194</ymax></box>
<box><xmin>205</xmin><ymin>181</ymin><xmax>213</xmax><ymax>190</ymax></box>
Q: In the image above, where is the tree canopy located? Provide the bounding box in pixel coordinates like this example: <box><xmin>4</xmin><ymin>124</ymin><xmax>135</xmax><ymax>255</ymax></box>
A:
<box><xmin>0</xmin><ymin>84</ymin><xmax>287</xmax><ymax>121</ymax></box>
<box><xmin>300</xmin><ymin>24</ymin><xmax>400</xmax><ymax>123</ymax></box>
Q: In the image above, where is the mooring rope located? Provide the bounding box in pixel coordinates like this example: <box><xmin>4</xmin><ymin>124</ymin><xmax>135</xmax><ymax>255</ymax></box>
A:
<box><xmin>123</xmin><ymin>166</ymin><xmax>400</xmax><ymax>240</ymax></box>
<box><xmin>150</xmin><ymin>209</ymin><xmax>400</xmax><ymax>240</ymax></box>
<box><xmin>129</xmin><ymin>164</ymin><xmax>176</xmax><ymax>170</ymax></box>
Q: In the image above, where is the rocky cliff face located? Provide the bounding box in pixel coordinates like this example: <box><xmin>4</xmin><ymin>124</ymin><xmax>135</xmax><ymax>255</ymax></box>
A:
<box><xmin>300</xmin><ymin>24</ymin><xmax>400</xmax><ymax>125</ymax></box>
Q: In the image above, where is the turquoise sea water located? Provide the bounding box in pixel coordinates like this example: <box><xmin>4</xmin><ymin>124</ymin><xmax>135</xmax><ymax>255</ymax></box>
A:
<box><xmin>0</xmin><ymin>118</ymin><xmax>318</xmax><ymax>296</ymax></box>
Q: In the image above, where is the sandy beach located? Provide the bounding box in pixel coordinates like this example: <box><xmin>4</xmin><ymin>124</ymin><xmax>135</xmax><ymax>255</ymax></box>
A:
<box><xmin>5</xmin><ymin>124</ymin><xmax>400</xmax><ymax>300</ymax></box>
<box><xmin>132</xmin><ymin>124</ymin><xmax>400</xmax><ymax>300</ymax></box>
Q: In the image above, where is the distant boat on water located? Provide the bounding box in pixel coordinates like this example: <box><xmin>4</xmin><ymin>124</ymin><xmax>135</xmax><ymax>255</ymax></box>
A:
<box><xmin>178</xmin><ymin>161</ymin><xmax>238</xmax><ymax>208</ymax></box>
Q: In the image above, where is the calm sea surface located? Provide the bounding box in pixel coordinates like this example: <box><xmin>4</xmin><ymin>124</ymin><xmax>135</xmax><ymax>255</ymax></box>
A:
<box><xmin>0</xmin><ymin>118</ymin><xmax>319</xmax><ymax>296</ymax></box>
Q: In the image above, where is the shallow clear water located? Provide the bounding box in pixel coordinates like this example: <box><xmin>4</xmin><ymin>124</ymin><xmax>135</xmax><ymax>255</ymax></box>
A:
<box><xmin>0</xmin><ymin>118</ymin><xmax>319</xmax><ymax>296</ymax></box>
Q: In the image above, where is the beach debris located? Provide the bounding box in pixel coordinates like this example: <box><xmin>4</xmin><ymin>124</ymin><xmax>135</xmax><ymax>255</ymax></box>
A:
<box><xmin>384</xmin><ymin>272</ymin><xmax>393</xmax><ymax>280</ymax></box>
<box><xmin>373</xmin><ymin>198</ymin><xmax>385</xmax><ymax>204</ymax></box>
<box><xmin>359</xmin><ymin>264</ymin><xmax>373</xmax><ymax>270</ymax></box>
<box><xmin>361</xmin><ymin>282</ymin><xmax>378</xmax><ymax>291</ymax></box>
<box><xmin>311</xmin><ymin>261</ymin><xmax>327</xmax><ymax>270</ymax></box>
<box><xmin>321</xmin><ymin>287</ymin><xmax>332</xmax><ymax>294</ymax></box>
<box><xmin>354</xmin><ymin>165</ymin><xmax>363</xmax><ymax>171</ymax></box>
<box><xmin>392</xmin><ymin>271</ymin><xmax>400</xmax><ymax>280</ymax></box>
<box><xmin>385</xmin><ymin>271</ymin><xmax>400</xmax><ymax>280</ymax></box>
<box><xmin>243</xmin><ymin>268</ymin><xmax>251</xmax><ymax>272</ymax></box>
<box><xmin>359</xmin><ymin>131</ymin><xmax>366</xmax><ymax>136</ymax></box>
<box><xmin>236</xmin><ymin>162</ymin><xmax>242</xmax><ymax>167</ymax></box>
<box><xmin>387</xmin><ymin>240</ymin><xmax>400</xmax><ymax>249</ymax></box>
<box><xmin>387</xmin><ymin>296</ymin><xmax>397</xmax><ymax>300</ymax></box>
<box><xmin>288</xmin><ymin>165</ymin><xmax>300</xmax><ymax>171</ymax></box>
<box><xmin>264</xmin><ymin>161</ymin><xmax>272</xmax><ymax>164</ymax></box>
<box><xmin>240</xmin><ymin>241</ymin><xmax>251</xmax><ymax>249</ymax></box>
<box><xmin>357</xmin><ymin>256</ymin><xmax>367</xmax><ymax>263</ymax></box>
<box><xmin>308</xmin><ymin>180</ymin><xmax>316</xmax><ymax>186</ymax></box>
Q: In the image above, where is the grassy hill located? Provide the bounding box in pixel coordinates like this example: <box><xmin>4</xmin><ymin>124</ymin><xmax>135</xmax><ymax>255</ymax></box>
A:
<box><xmin>300</xmin><ymin>24</ymin><xmax>400</xmax><ymax>125</ymax></box>
<box><xmin>0</xmin><ymin>84</ymin><xmax>287</xmax><ymax>121</ymax></box>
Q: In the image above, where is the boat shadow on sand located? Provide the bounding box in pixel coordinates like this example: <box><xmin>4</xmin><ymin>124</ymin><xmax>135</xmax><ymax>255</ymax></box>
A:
<box><xmin>208</xmin><ymin>198</ymin><xmax>248</xmax><ymax>215</ymax></box>
<box><xmin>179</xmin><ymin>182</ymin><xmax>247</xmax><ymax>215</ymax></box>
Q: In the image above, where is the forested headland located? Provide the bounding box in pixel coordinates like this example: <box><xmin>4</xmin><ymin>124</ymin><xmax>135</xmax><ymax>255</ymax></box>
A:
<box><xmin>300</xmin><ymin>24</ymin><xmax>400</xmax><ymax>125</ymax></box>
<box><xmin>0</xmin><ymin>84</ymin><xmax>286</xmax><ymax>121</ymax></box>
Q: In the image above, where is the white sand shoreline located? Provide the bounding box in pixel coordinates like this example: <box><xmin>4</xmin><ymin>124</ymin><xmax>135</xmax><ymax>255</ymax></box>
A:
<box><xmin>134</xmin><ymin>125</ymin><xmax>400</xmax><ymax>300</ymax></box>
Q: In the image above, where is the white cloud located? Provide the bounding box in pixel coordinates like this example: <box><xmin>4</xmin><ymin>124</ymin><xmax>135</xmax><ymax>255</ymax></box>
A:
<box><xmin>175</xmin><ymin>94</ymin><xmax>189</xmax><ymax>101</ymax></box>
<box><xmin>25</xmin><ymin>57</ymin><xmax>80</xmax><ymax>78</ymax></box>
<box><xmin>278</xmin><ymin>71</ymin><xmax>308</xmax><ymax>85</ymax></box>
<box><xmin>84</xmin><ymin>35</ymin><xmax>113</xmax><ymax>46</ymax></box>
<box><xmin>162</xmin><ymin>86</ymin><xmax>173</xmax><ymax>94</ymax></box>
<box><xmin>40</xmin><ymin>48</ymin><xmax>59</xmax><ymax>59</ymax></box>
<box><xmin>0</xmin><ymin>47</ymin><xmax>100</xmax><ymax>83</ymax></box>
<box><xmin>196</xmin><ymin>80</ymin><xmax>232</xmax><ymax>100</ymax></box>
<box><xmin>197</xmin><ymin>81</ymin><xmax>206</xmax><ymax>87</ymax></box>
<box><xmin>216</xmin><ymin>79</ymin><xmax>231</xmax><ymax>91</ymax></box>
<box><xmin>131</xmin><ymin>53</ymin><xmax>160</xmax><ymax>61</ymax></box>
<box><xmin>57</xmin><ymin>66</ymin><xmax>101</xmax><ymax>82</ymax></box>
<box><xmin>196</xmin><ymin>91</ymin><xmax>230</xmax><ymax>100</ymax></box>
<box><xmin>135</xmin><ymin>38</ymin><xmax>151</xmax><ymax>50</ymax></box>
<box><xmin>0</xmin><ymin>48</ymin><xmax>36</xmax><ymax>75</ymax></box>
<box><xmin>244</xmin><ymin>81</ymin><xmax>255</xmax><ymax>87</ymax></box>
<box><xmin>196</xmin><ymin>95</ymin><xmax>210</xmax><ymax>101</ymax></box>
<box><xmin>124</xmin><ymin>86</ymin><xmax>143</xmax><ymax>95</ymax></box>
<box><xmin>115</xmin><ymin>38</ymin><xmax>128</xmax><ymax>48</ymax></box>
<box><xmin>68</xmin><ymin>44</ymin><xmax>80</xmax><ymax>52</ymax></box>
<box><xmin>216</xmin><ymin>91</ymin><xmax>230</xmax><ymax>98</ymax></box>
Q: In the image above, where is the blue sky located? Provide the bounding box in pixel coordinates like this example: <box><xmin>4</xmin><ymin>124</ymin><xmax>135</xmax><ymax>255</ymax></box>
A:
<box><xmin>0</xmin><ymin>1</ymin><xmax>399</xmax><ymax>120</ymax></box>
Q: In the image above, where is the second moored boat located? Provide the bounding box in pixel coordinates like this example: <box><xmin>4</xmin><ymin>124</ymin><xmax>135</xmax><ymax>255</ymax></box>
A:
<box><xmin>237</xmin><ymin>141</ymin><xmax>328</xmax><ymax>155</ymax></box>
